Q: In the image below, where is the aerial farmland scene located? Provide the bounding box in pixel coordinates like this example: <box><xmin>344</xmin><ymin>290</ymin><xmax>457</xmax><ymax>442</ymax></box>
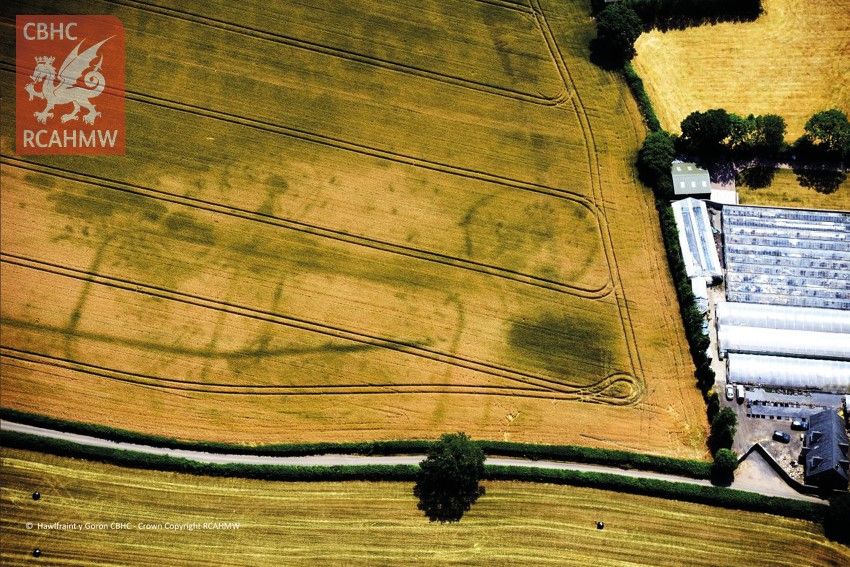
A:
<box><xmin>0</xmin><ymin>0</ymin><xmax>848</xmax><ymax>565</ymax></box>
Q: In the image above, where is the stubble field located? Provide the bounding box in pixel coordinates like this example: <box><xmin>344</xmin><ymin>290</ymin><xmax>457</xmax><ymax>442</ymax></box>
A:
<box><xmin>633</xmin><ymin>0</ymin><xmax>850</xmax><ymax>139</ymax></box>
<box><xmin>0</xmin><ymin>0</ymin><xmax>706</xmax><ymax>456</ymax></box>
<box><xmin>2</xmin><ymin>449</ymin><xmax>848</xmax><ymax>566</ymax></box>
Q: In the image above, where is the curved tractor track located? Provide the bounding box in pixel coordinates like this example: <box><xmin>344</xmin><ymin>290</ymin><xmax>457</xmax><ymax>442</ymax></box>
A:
<box><xmin>0</xmin><ymin>253</ymin><xmax>644</xmax><ymax>406</ymax></box>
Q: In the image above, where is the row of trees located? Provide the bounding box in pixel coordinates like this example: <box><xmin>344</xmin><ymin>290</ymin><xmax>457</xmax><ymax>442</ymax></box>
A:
<box><xmin>637</xmin><ymin>108</ymin><xmax>850</xmax><ymax>199</ymax></box>
<box><xmin>591</xmin><ymin>1</ymin><xmax>761</xmax><ymax>65</ymax></box>
<box><xmin>591</xmin><ymin>0</ymin><xmax>761</xmax><ymax>30</ymax></box>
<box><xmin>680</xmin><ymin>107</ymin><xmax>850</xmax><ymax>165</ymax></box>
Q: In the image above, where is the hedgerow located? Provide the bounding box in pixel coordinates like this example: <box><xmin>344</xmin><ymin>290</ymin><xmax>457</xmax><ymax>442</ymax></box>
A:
<box><xmin>0</xmin><ymin>408</ymin><xmax>711</xmax><ymax>478</ymax></box>
<box><xmin>1</xmin><ymin>431</ymin><xmax>820</xmax><ymax>521</ymax></box>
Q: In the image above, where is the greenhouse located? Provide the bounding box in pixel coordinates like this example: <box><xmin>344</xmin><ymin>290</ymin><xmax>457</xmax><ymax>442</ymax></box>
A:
<box><xmin>717</xmin><ymin>325</ymin><xmax>850</xmax><ymax>360</ymax></box>
<box><xmin>728</xmin><ymin>354</ymin><xmax>850</xmax><ymax>393</ymax></box>
<box><xmin>716</xmin><ymin>302</ymin><xmax>850</xmax><ymax>334</ymax></box>
<box><xmin>672</xmin><ymin>198</ymin><xmax>722</xmax><ymax>280</ymax></box>
<box><xmin>723</xmin><ymin>205</ymin><xmax>850</xmax><ymax>310</ymax></box>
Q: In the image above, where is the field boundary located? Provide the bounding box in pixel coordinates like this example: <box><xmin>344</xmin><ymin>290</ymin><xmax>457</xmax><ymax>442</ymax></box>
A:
<box><xmin>0</xmin><ymin>427</ymin><xmax>824</xmax><ymax>520</ymax></box>
<box><xmin>0</xmin><ymin>408</ymin><xmax>711</xmax><ymax>477</ymax></box>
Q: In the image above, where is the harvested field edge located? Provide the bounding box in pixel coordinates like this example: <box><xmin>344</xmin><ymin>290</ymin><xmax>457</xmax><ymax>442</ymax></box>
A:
<box><xmin>0</xmin><ymin>430</ymin><xmax>821</xmax><ymax>521</ymax></box>
<box><xmin>0</xmin><ymin>408</ymin><xmax>711</xmax><ymax>478</ymax></box>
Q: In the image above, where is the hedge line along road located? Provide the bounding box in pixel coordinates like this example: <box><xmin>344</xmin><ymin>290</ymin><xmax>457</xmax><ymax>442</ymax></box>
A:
<box><xmin>0</xmin><ymin>420</ymin><xmax>824</xmax><ymax>503</ymax></box>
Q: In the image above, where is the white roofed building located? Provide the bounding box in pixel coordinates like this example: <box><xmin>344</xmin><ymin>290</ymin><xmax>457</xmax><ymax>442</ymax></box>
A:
<box><xmin>671</xmin><ymin>198</ymin><xmax>722</xmax><ymax>281</ymax></box>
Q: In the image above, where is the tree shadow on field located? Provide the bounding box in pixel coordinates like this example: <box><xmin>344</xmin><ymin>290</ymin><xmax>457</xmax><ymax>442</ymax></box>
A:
<box><xmin>793</xmin><ymin>166</ymin><xmax>848</xmax><ymax>195</ymax></box>
<box><xmin>737</xmin><ymin>164</ymin><xmax>776</xmax><ymax>189</ymax></box>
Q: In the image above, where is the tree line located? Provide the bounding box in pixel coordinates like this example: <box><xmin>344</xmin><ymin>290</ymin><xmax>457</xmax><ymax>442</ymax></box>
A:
<box><xmin>640</xmin><ymin>108</ymin><xmax>850</xmax><ymax>198</ymax></box>
<box><xmin>591</xmin><ymin>0</ymin><xmax>761</xmax><ymax>66</ymax></box>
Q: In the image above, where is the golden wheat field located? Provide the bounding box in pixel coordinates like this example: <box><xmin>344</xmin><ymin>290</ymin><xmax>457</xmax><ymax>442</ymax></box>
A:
<box><xmin>0</xmin><ymin>0</ymin><xmax>706</xmax><ymax>456</ymax></box>
<box><xmin>1</xmin><ymin>449</ymin><xmax>847</xmax><ymax>566</ymax></box>
<box><xmin>633</xmin><ymin>0</ymin><xmax>850</xmax><ymax>139</ymax></box>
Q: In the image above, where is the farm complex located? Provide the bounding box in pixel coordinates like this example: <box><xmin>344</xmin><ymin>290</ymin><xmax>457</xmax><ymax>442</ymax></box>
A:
<box><xmin>0</xmin><ymin>0</ymin><xmax>706</xmax><ymax>455</ymax></box>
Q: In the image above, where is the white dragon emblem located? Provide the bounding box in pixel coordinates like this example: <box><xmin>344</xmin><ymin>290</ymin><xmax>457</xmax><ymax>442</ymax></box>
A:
<box><xmin>24</xmin><ymin>38</ymin><xmax>110</xmax><ymax>125</ymax></box>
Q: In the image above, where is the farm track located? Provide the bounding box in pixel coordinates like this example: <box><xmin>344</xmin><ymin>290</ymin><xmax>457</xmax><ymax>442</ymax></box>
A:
<box><xmin>1</xmin><ymin>157</ymin><xmax>613</xmax><ymax>299</ymax></box>
<box><xmin>101</xmin><ymin>0</ymin><xmax>568</xmax><ymax>107</ymax></box>
<box><xmin>531</xmin><ymin>0</ymin><xmax>645</xmax><ymax>384</ymax></box>
<box><xmin>0</xmin><ymin>253</ymin><xmax>643</xmax><ymax>405</ymax></box>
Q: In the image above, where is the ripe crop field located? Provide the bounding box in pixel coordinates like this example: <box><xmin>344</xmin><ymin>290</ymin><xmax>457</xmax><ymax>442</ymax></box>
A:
<box><xmin>738</xmin><ymin>169</ymin><xmax>850</xmax><ymax>211</ymax></box>
<box><xmin>0</xmin><ymin>0</ymin><xmax>706</xmax><ymax>455</ymax></box>
<box><xmin>2</xmin><ymin>449</ymin><xmax>848</xmax><ymax>566</ymax></box>
<box><xmin>633</xmin><ymin>0</ymin><xmax>850</xmax><ymax>139</ymax></box>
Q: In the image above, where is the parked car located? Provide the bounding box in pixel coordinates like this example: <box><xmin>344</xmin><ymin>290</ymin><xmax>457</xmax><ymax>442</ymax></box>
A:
<box><xmin>791</xmin><ymin>418</ymin><xmax>809</xmax><ymax>431</ymax></box>
<box><xmin>725</xmin><ymin>384</ymin><xmax>735</xmax><ymax>401</ymax></box>
<box><xmin>735</xmin><ymin>385</ymin><xmax>746</xmax><ymax>403</ymax></box>
<box><xmin>773</xmin><ymin>431</ymin><xmax>791</xmax><ymax>443</ymax></box>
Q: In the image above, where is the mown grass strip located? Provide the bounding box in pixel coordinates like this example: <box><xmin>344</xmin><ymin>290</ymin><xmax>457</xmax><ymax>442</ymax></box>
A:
<box><xmin>0</xmin><ymin>408</ymin><xmax>711</xmax><ymax>478</ymax></box>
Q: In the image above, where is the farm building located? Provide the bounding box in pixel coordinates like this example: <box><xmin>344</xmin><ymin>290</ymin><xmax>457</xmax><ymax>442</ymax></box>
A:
<box><xmin>671</xmin><ymin>198</ymin><xmax>722</xmax><ymax>281</ymax></box>
<box><xmin>717</xmin><ymin>302</ymin><xmax>850</xmax><ymax>362</ymax></box>
<box><xmin>723</xmin><ymin>205</ymin><xmax>850</xmax><ymax>310</ymax></box>
<box><xmin>716</xmin><ymin>302</ymin><xmax>850</xmax><ymax>334</ymax></box>
<box><xmin>727</xmin><ymin>354</ymin><xmax>850</xmax><ymax>393</ymax></box>
<box><xmin>671</xmin><ymin>161</ymin><xmax>711</xmax><ymax>196</ymax></box>
<box><xmin>802</xmin><ymin>409</ymin><xmax>849</xmax><ymax>490</ymax></box>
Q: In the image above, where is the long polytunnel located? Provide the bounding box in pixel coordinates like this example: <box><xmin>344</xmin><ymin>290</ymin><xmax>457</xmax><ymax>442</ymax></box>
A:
<box><xmin>716</xmin><ymin>302</ymin><xmax>850</xmax><ymax>334</ymax></box>
<box><xmin>717</xmin><ymin>325</ymin><xmax>850</xmax><ymax>360</ymax></box>
<box><xmin>728</xmin><ymin>354</ymin><xmax>850</xmax><ymax>393</ymax></box>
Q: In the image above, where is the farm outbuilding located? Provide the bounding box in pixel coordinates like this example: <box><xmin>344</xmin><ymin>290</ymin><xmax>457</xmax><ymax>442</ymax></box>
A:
<box><xmin>671</xmin><ymin>162</ymin><xmax>711</xmax><ymax>196</ymax></box>
<box><xmin>671</xmin><ymin>198</ymin><xmax>722</xmax><ymax>281</ymax></box>
<box><xmin>727</xmin><ymin>354</ymin><xmax>850</xmax><ymax>393</ymax></box>
<box><xmin>802</xmin><ymin>410</ymin><xmax>849</xmax><ymax>490</ymax></box>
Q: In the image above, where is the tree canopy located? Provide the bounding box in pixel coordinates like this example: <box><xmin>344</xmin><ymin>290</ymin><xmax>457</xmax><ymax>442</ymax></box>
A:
<box><xmin>637</xmin><ymin>130</ymin><xmax>676</xmax><ymax>196</ymax></box>
<box><xmin>824</xmin><ymin>492</ymin><xmax>850</xmax><ymax>545</ymax></box>
<box><xmin>680</xmin><ymin>109</ymin><xmax>732</xmax><ymax>155</ymax></box>
<box><xmin>594</xmin><ymin>3</ymin><xmax>643</xmax><ymax>63</ymax></box>
<box><xmin>414</xmin><ymin>432</ymin><xmax>486</xmax><ymax>522</ymax></box>
<box><xmin>802</xmin><ymin>109</ymin><xmax>850</xmax><ymax>162</ymax></box>
<box><xmin>708</xmin><ymin>407</ymin><xmax>737</xmax><ymax>455</ymax></box>
<box><xmin>710</xmin><ymin>448</ymin><xmax>738</xmax><ymax>486</ymax></box>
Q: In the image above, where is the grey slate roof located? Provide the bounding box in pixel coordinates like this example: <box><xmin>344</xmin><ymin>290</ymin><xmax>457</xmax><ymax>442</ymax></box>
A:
<box><xmin>804</xmin><ymin>409</ymin><xmax>849</xmax><ymax>486</ymax></box>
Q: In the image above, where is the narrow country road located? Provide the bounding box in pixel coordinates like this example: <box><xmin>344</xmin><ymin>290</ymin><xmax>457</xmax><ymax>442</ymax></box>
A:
<box><xmin>0</xmin><ymin>420</ymin><xmax>824</xmax><ymax>503</ymax></box>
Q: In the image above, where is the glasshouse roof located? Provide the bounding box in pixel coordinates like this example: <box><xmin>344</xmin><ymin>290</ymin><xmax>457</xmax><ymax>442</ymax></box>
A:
<box><xmin>723</xmin><ymin>205</ymin><xmax>850</xmax><ymax>310</ymax></box>
<box><xmin>718</xmin><ymin>325</ymin><xmax>850</xmax><ymax>361</ymax></box>
<box><xmin>716</xmin><ymin>302</ymin><xmax>850</xmax><ymax>334</ymax></box>
<box><xmin>728</xmin><ymin>354</ymin><xmax>850</xmax><ymax>394</ymax></box>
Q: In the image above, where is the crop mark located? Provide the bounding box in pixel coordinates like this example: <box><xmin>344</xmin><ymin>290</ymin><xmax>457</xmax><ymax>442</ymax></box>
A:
<box><xmin>2</xmin><ymin>157</ymin><xmax>612</xmax><ymax>299</ymax></box>
<box><xmin>102</xmin><ymin>0</ymin><xmax>568</xmax><ymax>107</ymax></box>
<box><xmin>1</xmin><ymin>253</ymin><xmax>638</xmax><ymax>402</ymax></box>
<box><xmin>530</xmin><ymin>0</ymin><xmax>646</xmax><ymax>389</ymax></box>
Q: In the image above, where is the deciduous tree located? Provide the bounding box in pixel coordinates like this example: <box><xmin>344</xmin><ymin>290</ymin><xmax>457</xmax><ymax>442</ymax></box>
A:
<box><xmin>414</xmin><ymin>433</ymin><xmax>485</xmax><ymax>522</ymax></box>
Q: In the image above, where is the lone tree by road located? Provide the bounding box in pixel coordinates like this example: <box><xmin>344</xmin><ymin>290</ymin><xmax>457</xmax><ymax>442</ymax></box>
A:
<box><xmin>414</xmin><ymin>432</ymin><xmax>485</xmax><ymax>522</ymax></box>
<box><xmin>711</xmin><ymin>448</ymin><xmax>738</xmax><ymax>486</ymax></box>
